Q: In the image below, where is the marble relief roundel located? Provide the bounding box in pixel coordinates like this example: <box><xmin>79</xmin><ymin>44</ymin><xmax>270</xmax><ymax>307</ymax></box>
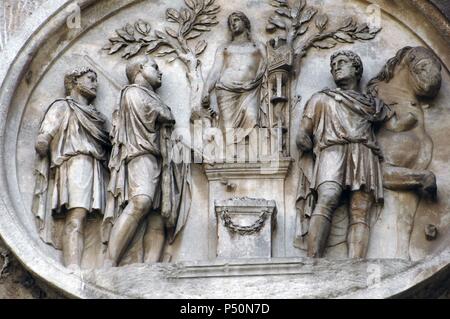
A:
<box><xmin>0</xmin><ymin>0</ymin><xmax>449</xmax><ymax>298</ymax></box>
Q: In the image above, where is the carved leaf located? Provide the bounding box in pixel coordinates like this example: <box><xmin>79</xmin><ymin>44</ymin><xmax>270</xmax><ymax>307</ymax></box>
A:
<box><xmin>102</xmin><ymin>43</ymin><xmax>112</xmax><ymax>50</ymax></box>
<box><xmin>297</xmin><ymin>0</ymin><xmax>306</xmax><ymax>11</ymax></box>
<box><xmin>276</xmin><ymin>8</ymin><xmax>291</xmax><ymax>18</ymax></box>
<box><xmin>166</xmin><ymin>27</ymin><xmax>179</xmax><ymax>38</ymax></box>
<box><xmin>181</xmin><ymin>8</ymin><xmax>191</xmax><ymax>21</ymax></box>
<box><xmin>193</xmin><ymin>25</ymin><xmax>211</xmax><ymax>32</ymax></box>
<box><xmin>353</xmin><ymin>32</ymin><xmax>376</xmax><ymax>40</ymax></box>
<box><xmin>269</xmin><ymin>16</ymin><xmax>286</xmax><ymax>29</ymax></box>
<box><xmin>125</xmin><ymin>23</ymin><xmax>135</xmax><ymax>36</ymax></box>
<box><xmin>290</xmin><ymin>7</ymin><xmax>298</xmax><ymax>19</ymax></box>
<box><xmin>109</xmin><ymin>37</ymin><xmax>125</xmax><ymax>43</ymax></box>
<box><xmin>292</xmin><ymin>0</ymin><xmax>306</xmax><ymax>18</ymax></box>
<box><xmin>356</xmin><ymin>23</ymin><xmax>369</xmax><ymax>34</ymax></box>
<box><xmin>195</xmin><ymin>40</ymin><xmax>207</xmax><ymax>56</ymax></box>
<box><xmin>179</xmin><ymin>23</ymin><xmax>189</xmax><ymax>35</ymax></box>
<box><xmin>339</xmin><ymin>17</ymin><xmax>354</xmax><ymax>29</ymax></box>
<box><xmin>333</xmin><ymin>31</ymin><xmax>354</xmax><ymax>43</ymax></box>
<box><xmin>156</xmin><ymin>48</ymin><xmax>176</xmax><ymax>57</ymax></box>
<box><xmin>369</xmin><ymin>27</ymin><xmax>382</xmax><ymax>34</ymax></box>
<box><xmin>122</xmin><ymin>43</ymin><xmax>143</xmax><ymax>59</ymax></box>
<box><xmin>141</xmin><ymin>35</ymin><xmax>158</xmax><ymax>43</ymax></box>
<box><xmin>266</xmin><ymin>23</ymin><xmax>277</xmax><ymax>33</ymax></box>
<box><xmin>135</xmin><ymin>20</ymin><xmax>151</xmax><ymax>35</ymax></box>
<box><xmin>205</xmin><ymin>4</ymin><xmax>220</xmax><ymax>14</ymax></box>
<box><xmin>270</xmin><ymin>1</ymin><xmax>280</xmax><ymax>8</ymax></box>
<box><xmin>167</xmin><ymin>56</ymin><xmax>178</xmax><ymax>63</ymax></box>
<box><xmin>299</xmin><ymin>7</ymin><xmax>317</xmax><ymax>25</ymax></box>
<box><xmin>186</xmin><ymin>31</ymin><xmax>203</xmax><ymax>39</ymax></box>
<box><xmin>155</xmin><ymin>30</ymin><xmax>167</xmax><ymax>39</ymax></box>
<box><xmin>185</xmin><ymin>0</ymin><xmax>196</xmax><ymax>10</ymax></box>
<box><xmin>315</xmin><ymin>14</ymin><xmax>328</xmax><ymax>32</ymax></box>
<box><xmin>197</xmin><ymin>16</ymin><xmax>218</xmax><ymax>26</ymax></box>
<box><xmin>146</xmin><ymin>40</ymin><xmax>162</xmax><ymax>53</ymax></box>
<box><xmin>296</xmin><ymin>24</ymin><xmax>308</xmax><ymax>36</ymax></box>
<box><xmin>109</xmin><ymin>42</ymin><xmax>126</xmax><ymax>54</ymax></box>
<box><xmin>272</xmin><ymin>0</ymin><xmax>288</xmax><ymax>8</ymax></box>
<box><xmin>313</xmin><ymin>39</ymin><xmax>336</xmax><ymax>49</ymax></box>
<box><xmin>116</xmin><ymin>29</ymin><xmax>135</xmax><ymax>42</ymax></box>
<box><xmin>339</xmin><ymin>17</ymin><xmax>357</xmax><ymax>32</ymax></box>
<box><xmin>166</xmin><ymin>8</ymin><xmax>181</xmax><ymax>22</ymax></box>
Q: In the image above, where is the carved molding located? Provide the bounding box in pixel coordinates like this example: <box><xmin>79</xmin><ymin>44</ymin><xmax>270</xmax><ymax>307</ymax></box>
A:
<box><xmin>204</xmin><ymin>158</ymin><xmax>293</xmax><ymax>180</ymax></box>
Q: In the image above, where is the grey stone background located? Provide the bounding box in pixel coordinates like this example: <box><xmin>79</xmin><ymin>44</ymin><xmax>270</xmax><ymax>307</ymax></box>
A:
<box><xmin>0</xmin><ymin>0</ymin><xmax>449</xmax><ymax>299</ymax></box>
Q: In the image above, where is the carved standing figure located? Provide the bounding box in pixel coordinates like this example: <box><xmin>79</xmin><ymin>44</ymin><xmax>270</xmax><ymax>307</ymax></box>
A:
<box><xmin>103</xmin><ymin>55</ymin><xmax>190</xmax><ymax>267</ymax></box>
<box><xmin>296</xmin><ymin>51</ymin><xmax>394</xmax><ymax>259</ymax></box>
<box><xmin>366</xmin><ymin>46</ymin><xmax>442</xmax><ymax>259</ymax></box>
<box><xmin>202</xmin><ymin>11</ymin><xmax>267</xmax><ymax>154</ymax></box>
<box><xmin>32</xmin><ymin>67</ymin><xmax>110</xmax><ymax>269</ymax></box>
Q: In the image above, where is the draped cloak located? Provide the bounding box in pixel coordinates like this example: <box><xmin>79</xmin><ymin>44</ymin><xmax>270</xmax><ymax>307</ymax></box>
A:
<box><xmin>294</xmin><ymin>89</ymin><xmax>392</xmax><ymax>249</ymax></box>
<box><xmin>32</xmin><ymin>98</ymin><xmax>110</xmax><ymax>249</ymax></box>
<box><xmin>216</xmin><ymin>62</ymin><xmax>268</xmax><ymax>144</ymax></box>
<box><xmin>102</xmin><ymin>85</ymin><xmax>191</xmax><ymax>247</ymax></box>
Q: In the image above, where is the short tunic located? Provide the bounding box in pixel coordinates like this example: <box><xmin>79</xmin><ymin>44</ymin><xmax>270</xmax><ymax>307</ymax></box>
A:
<box><xmin>126</xmin><ymin>154</ymin><xmax>161</xmax><ymax>200</ymax></box>
<box><xmin>303</xmin><ymin>89</ymin><xmax>391</xmax><ymax>201</ymax></box>
<box><xmin>38</xmin><ymin>99</ymin><xmax>110</xmax><ymax>216</ymax></box>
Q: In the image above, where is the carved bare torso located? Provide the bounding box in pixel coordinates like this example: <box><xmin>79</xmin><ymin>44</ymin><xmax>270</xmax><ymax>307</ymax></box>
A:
<box><xmin>219</xmin><ymin>41</ymin><xmax>264</xmax><ymax>85</ymax></box>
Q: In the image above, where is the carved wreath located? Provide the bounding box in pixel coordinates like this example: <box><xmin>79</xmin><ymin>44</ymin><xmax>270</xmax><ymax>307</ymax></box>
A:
<box><xmin>219</xmin><ymin>209</ymin><xmax>270</xmax><ymax>236</ymax></box>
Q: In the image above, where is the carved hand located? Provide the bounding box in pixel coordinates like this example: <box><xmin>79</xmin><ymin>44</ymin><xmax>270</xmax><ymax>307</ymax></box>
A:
<box><xmin>35</xmin><ymin>133</ymin><xmax>52</xmax><ymax>157</ymax></box>
<box><xmin>157</xmin><ymin>106</ymin><xmax>176</xmax><ymax>126</ymax></box>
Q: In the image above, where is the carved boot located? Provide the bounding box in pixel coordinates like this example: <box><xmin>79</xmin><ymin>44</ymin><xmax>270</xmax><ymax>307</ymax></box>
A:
<box><xmin>307</xmin><ymin>215</ymin><xmax>331</xmax><ymax>258</ymax></box>
<box><xmin>348</xmin><ymin>223</ymin><xmax>370</xmax><ymax>259</ymax></box>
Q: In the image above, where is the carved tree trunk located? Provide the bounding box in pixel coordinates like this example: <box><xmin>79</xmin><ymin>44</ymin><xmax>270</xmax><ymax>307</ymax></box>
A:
<box><xmin>186</xmin><ymin>58</ymin><xmax>205</xmax><ymax>119</ymax></box>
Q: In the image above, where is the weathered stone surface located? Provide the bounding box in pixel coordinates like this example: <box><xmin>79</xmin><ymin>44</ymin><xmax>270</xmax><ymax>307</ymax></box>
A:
<box><xmin>0</xmin><ymin>238</ymin><xmax>61</xmax><ymax>299</ymax></box>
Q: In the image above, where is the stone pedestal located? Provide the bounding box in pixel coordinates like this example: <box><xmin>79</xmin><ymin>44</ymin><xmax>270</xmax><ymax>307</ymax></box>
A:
<box><xmin>215</xmin><ymin>197</ymin><xmax>277</xmax><ymax>259</ymax></box>
<box><xmin>204</xmin><ymin>158</ymin><xmax>292</xmax><ymax>260</ymax></box>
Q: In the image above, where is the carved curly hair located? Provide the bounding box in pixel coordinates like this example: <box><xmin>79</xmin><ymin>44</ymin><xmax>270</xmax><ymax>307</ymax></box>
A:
<box><xmin>64</xmin><ymin>67</ymin><xmax>97</xmax><ymax>96</ymax></box>
<box><xmin>330</xmin><ymin>50</ymin><xmax>363</xmax><ymax>83</ymax></box>
<box><xmin>228</xmin><ymin>11</ymin><xmax>251</xmax><ymax>39</ymax></box>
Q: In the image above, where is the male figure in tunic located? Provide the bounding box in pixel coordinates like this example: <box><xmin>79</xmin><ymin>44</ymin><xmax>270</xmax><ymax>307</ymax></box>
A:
<box><xmin>296</xmin><ymin>51</ymin><xmax>393</xmax><ymax>259</ymax></box>
<box><xmin>202</xmin><ymin>11</ymin><xmax>267</xmax><ymax>158</ymax></box>
<box><xmin>102</xmin><ymin>56</ymin><xmax>178</xmax><ymax>267</ymax></box>
<box><xmin>33</xmin><ymin>67</ymin><xmax>110</xmax><ymax>269</ymax></box>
